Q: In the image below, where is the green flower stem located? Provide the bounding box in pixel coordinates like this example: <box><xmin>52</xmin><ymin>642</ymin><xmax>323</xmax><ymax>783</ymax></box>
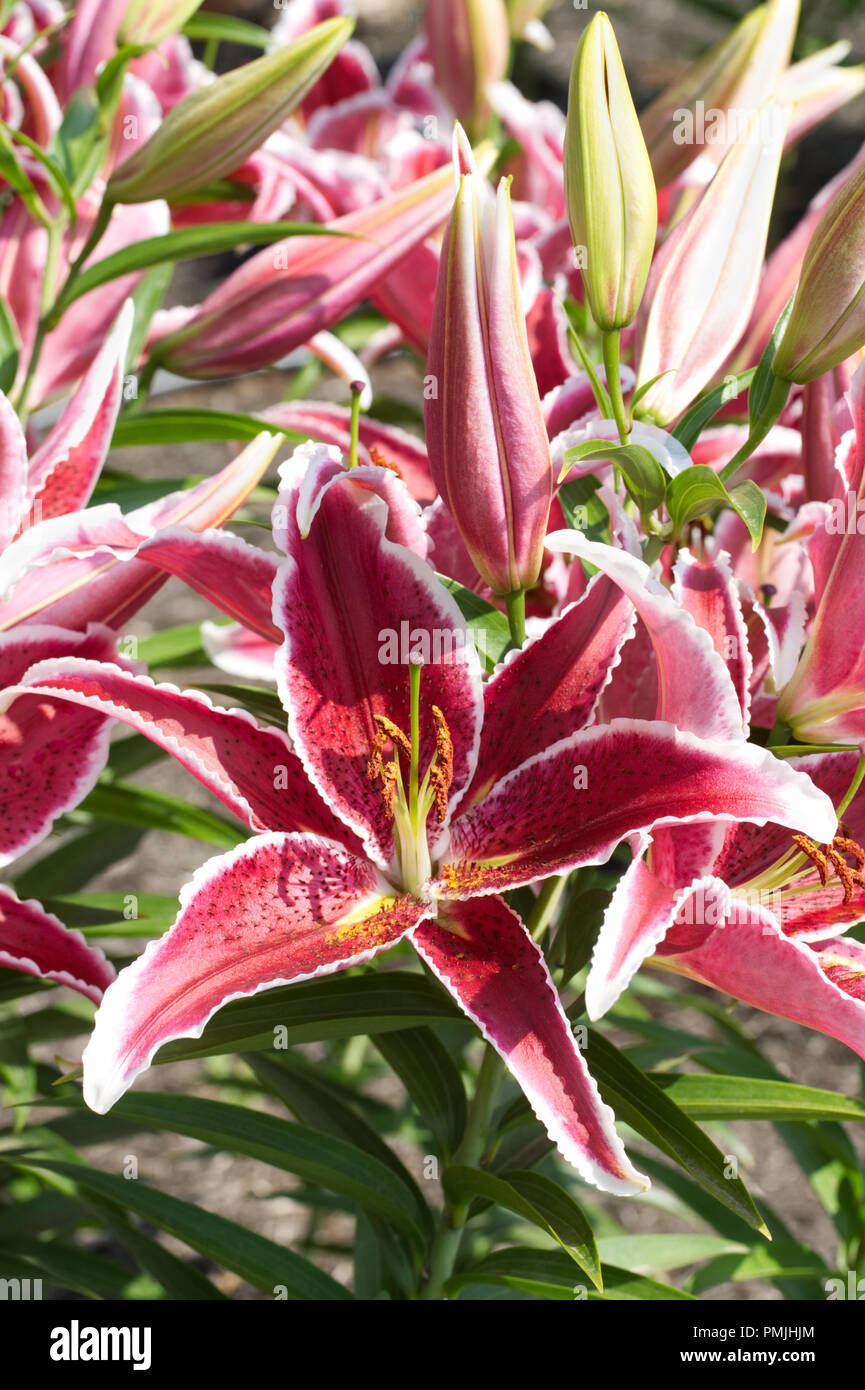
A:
<box><xmin>45</xmin><ymin>198</ymin><xmax>114</xmax><ymax>329</ymax></box>
<box><xmin>421</xmin><ymin>1046</ymin><xmax>505</xmax><ymax>1300</ymax></box>
<box><xmin>504</xmin><ymin>589</ymin><xmax>526</xmax><ymax>650</ymax></box>
<box><xmin>602</xmin><ymin>330</ymin><xmax>631</xmax><ymax>445</ymax></box>
<box><xmin>529</xmin><ymin>874</ymin><xmax>568</xmax><ymax>944</ymax></box>
<box><xmin>347</xmin><ymin>380</ymin><xmax>363</xmax><ymax>468</ymax></box>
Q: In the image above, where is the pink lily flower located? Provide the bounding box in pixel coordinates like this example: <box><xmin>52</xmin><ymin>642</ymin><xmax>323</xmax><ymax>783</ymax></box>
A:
<box><xmin>777</xmin><ymin>361</ymin><xmax>865</xmax><ymax>741</ymax></box>
<box><xmin>5</xmin><ymin>448</ymin><xmax>837</xmax><ymax>1194</ymax></box>
<box><xmin>625</xmin><ymin>751</ymin><xmax>865</xmax><ymax>1063</ymax></box>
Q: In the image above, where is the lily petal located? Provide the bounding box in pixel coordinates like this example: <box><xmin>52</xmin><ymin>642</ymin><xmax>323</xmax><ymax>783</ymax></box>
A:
<box><xmin>659</xmin><ymin>903</ymin><xmax>865</xmax><ymax>1063</ymax></box>
<box><xmin>440</xmin><ymin>720</ymin><xmax>837</xmax><ymax>896</ymax></box>
<box><xmin>546</xmin><ymin>530</ymin><xmax>745</xmax><ymax>739</ymax></box>
<box><xmin>412</xmin><ymin>896</ymin><xmax>648</xmax><ymax>1194</ymax></box>
<box><xmin>273</xmin><ymin>446</ymin><xmax>482</xmax><ymax>866</ymax></box>
<box><xmin>0</xmin><ymin>884</ymin><xmax>115</xmax><ymax>1005</ymax></box>
<box><xmin>83</xmin><ymin>833</ymin><xmax>428</xmax><ymax>1112</ymax></box>
<box><xmin>466</xmin><ymin>574</ymin><xmax>635</xmax><ymax>802</ymax></box>
<box><xmin>0</xmin><ymin>625</ymin><xmax>126</xmax><ymax>865</ymax></box>
<box><xmin>5</xmin><ymin>659</ymin><xmax>355</xmax><ymax>844</ymax></box>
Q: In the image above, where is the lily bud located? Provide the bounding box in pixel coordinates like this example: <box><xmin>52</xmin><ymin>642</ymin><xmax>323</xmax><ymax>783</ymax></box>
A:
<box><xmin>640</xmin><ymin>0</ymin><xmax>798</xmax><ymax>188</ymax></box>
<box><xmin>425</xmin><ymin>0</ymin><xmax>510</xmax><ymax>138</ymax></box>
<box><xmin>564</xmin><ymin>12</ymin><xmax>657</xmax><ymax>333</ymax></box>
<box><xmin>425</xmin><ymin>132</ymin><xmax>553</xmax><ymax>596</ymax></box>
<box><xmin>118</xmin><ymin>0</ymin><xmax>204</xmax><ymax>46</ymax></box>
<box><xmin>773</xmin><ymin>161</ymin><xmax>865</xmax><ymax>384</ymax></box>
<box><xmin>106</xmin><ymin>17</ymin><xmax>354</xmax><ymax>204</ymax></box>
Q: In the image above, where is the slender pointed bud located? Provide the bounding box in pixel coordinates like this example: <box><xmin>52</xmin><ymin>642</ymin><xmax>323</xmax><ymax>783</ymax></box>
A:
<box><xmin>564</xmin><ymin>12</ymin><xmax>657</xmax><ymax>333</ymax></box>
<box><xmin>118</xmin><ymin>0</ymin><xmax>204</xmax><ymax>45</ymax></box>
<box><xmin>425</xmin><ymin>0</ymin><xmax>510</xmax><ymax>138</ymax></box>
<box><xmin>425</xmin><ymin>142</ymin><xmax>553</xmax><ymax>596</ymax></box>
<box><xmin>635</xmin><ymin>102</ymin><xmax>788</xmax><ymax>425</ymax></box>
<box><xmin>105</xmin><ymin>17</ymin><xmax>354</xmax><ymax>204</ymax></box>
<box><xmin>773</xmin><ymin>162</ymin><xmax>865</xmax><ymax>384</ymax></box>
<box><xmin>640</xmin><ymin>0</ymin><xmax>798</xmax><ymax>188</ymax></box>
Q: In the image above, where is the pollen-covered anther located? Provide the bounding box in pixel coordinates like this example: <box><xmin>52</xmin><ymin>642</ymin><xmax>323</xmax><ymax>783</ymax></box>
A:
<box><xmin>367</xmin><ymin>714</ymin><xmax>411</xmax><ymax>816</ymax></box>
<box><xmin>429</xmin><ymin>704</ymin><xmax>454</xmax><ymax>824</ymax></box>
<box><xmin>792</xmin><ymin>830</ymin><xmax>865</xmax><ymax>905</ymax></box>
<box><xmin>369</xmin><ymin>445</ymin><xmax>403</xmax><ymax>478</ymax></box>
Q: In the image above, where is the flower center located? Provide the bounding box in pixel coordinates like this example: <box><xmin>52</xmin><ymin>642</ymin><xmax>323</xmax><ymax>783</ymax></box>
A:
<box><xmin>366</xmin><ymin>659</ymin><xmax>453</xmax><ymax>897</ymax></box>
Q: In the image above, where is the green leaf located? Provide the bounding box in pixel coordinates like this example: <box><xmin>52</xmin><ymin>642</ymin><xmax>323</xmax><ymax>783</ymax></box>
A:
<box><xmin>558</xmin><ymin>476</ymin><xmax>612</xmax><ymax>546</ymax></box>
<box><xmin>0</xmin><ymin>294</ymin><xmax>20</xmax><ymax>395</ymax></box>
<box><xmin>9</xmin><ymin>826</ymin><xmax>147</xmax><ymax>898</ymax></box>
<box><xmin>562</xmin><ymin>440</ymin><xmax>666</xmax><ymax>515</ymax></box>
<box><xmin>444</xmin><ymin>1165</ymin><xmax>602</xmax><ymax>1289</ymax></box>
<box><xmin>665</xmin><ymin>465</ymin><xmax>767</xmax><ymax>548</ymax></box>
<box><xmin>68</xmin><ymin>780</ymin><xmax>246</xmax><ymax>848</ymax></box>
<box><xmin>51</xmin><ymin>222</ymin><xmax>341</xmax><ymax>316</ymax></box>
<box><xmin>137</xmin><ymin>620</ymin><xmax>209</xmax><ymax>669</ymax></box>
<box><xmin>437</xmin><ymin>576</ymin><xmax>510</xmax><ymax>672</ymax></box>
<box><xmin>583</xmin><ymin>1028</ymin><xmax>769</xmax><ymax>1235</ymax></box>
<box><xmin>107</xmin><ymin>1092</ymin><xmax>432</xmax><ymax>1253</ymax></box>
<box><xmin>447</xmin><ymin>1249</ymin><xmax>695</xmax><ymax>1300</ymax></box>
<box><xmin>243</xmin><ymin>1051</ymin><xmax>420</xmax><ymax>1193</ymax></box>
<box><xmin>5</xmin><ymin>127</ymin><xmax>77</xmax><ymax>224</ymax></box>
<box><xmin>41</xmin><ymin>892</ymin><xmax>178</xmax><ymax>938</ymax></box>
<box><xmin>14</xmin><ymin>1158</ymin><xmax>349</xmax><ymax>1299</ymax></box>
<box><xmin>0</xmin><ymin>125</ymin><xmax>50</xmax><ymax>225</ymax></box>
<box><xmin>113</xmin><ymin>407</ymin><xmax>302</xmax><ymax>448</ymax></box>
<box><xmin>596</xmin><ymin>1232</ymin><xmax>746</xmax><ymax>1274</ymax></box>
<box><xmin>650</xmin><ymin>1073</ymin><xmax>865</xmax><ymax>1123</ymax></box>
<box><xmin>182</xmin><ymin>12</ymin><xmax>272</xmax><ymax>47</ymax></box>
<box><xmin>126</xmin><ymin>263</ymin><xmax>174</xmax><ymax>374</ymax></box>
<box><xmin>374</xmin><ymin>1028</ymin><xmax>467</xmax><ymax>1157</ymax></box>
<box><xmin>685</xmin><ymin>1240</ymin><xmax>829</xmax><ymax>1295</ymax></box>
<box><xmin>672</xmin><ymin>369</ymin><xmax>755</xmax><ymax>453</ymax></box>
<box><xmin>197</xmin><ymin>683</ymin><xmax>286</xmax><ymax>727</ymax></box>
<box><xmin>718</xmin><ymin>297</ymin><xmax>796</xmax><ymax>484</ymax></box>
<box><xmin>0</xmin><ymin>1237</ymin><xmax>153</xmax><ymax>1300</ymax></box>
<box><xmin>157</xmin><ymin>970</ymin><xmax>466</xmax><ymax>1061</ymax></box>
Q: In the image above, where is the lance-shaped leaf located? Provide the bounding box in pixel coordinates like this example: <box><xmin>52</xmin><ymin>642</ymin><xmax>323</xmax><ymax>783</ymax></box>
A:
<box><xmin>413</xmin><ymin>895</ymin><xmax>649</xmax><ymax>1195</ymax></box>
<box><xmin>0</xmin><ymin>885</ymin><xmax>114</xmax><ymax>1004</ymax></box>
<box><xmin>106</xmin><ymin>18</ymin><xmax>354</xmax><ymax>203</ymax></box>
<box><xmin>665</xmin><ymin>467</ymin><xmax>767</xmax><ymax>549</ymax></box>
<box><xmin>82</xmin><ymin>834</ymin><xmax>429</xmax><ymax>1113</ymax></box>
<box><xmin>635</xmin><ymin>103</ymin><xmax>788</xmax><ymax>425</ymax></box>
<box><xmin>151</xmin><ymin>162</ymin><xmax>456</xmax><ymax>377</ymax></box>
